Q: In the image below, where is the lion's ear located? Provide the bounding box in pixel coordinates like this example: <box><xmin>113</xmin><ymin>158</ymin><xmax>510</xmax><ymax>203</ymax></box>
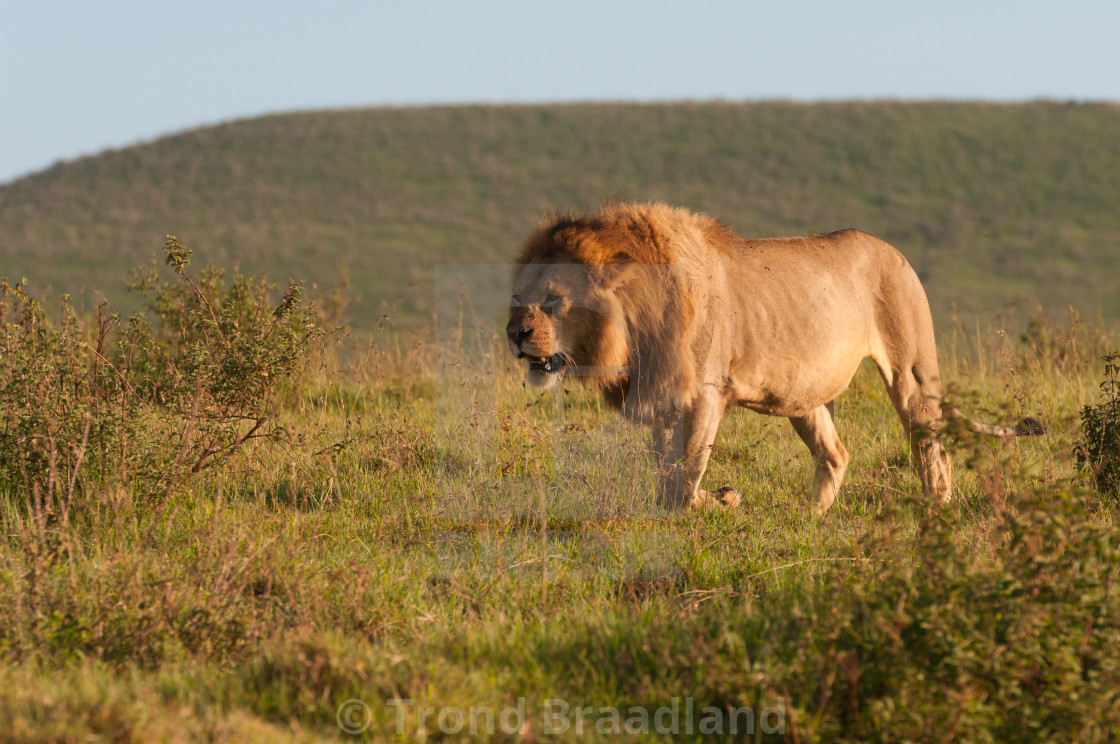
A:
<box><xmin>597</xmin><ymin>251</ymin><xmax>634</xmax><ymax>287</ymax></box>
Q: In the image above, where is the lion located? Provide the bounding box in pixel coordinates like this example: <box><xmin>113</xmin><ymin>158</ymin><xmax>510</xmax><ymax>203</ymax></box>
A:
<box><xmin>505</xmin><ymin>202</ymin><xmax>1043</xmax><ymax>514</ymax></box>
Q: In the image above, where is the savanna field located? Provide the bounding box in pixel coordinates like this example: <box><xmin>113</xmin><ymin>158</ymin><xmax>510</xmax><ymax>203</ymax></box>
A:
<box><xmin>2</xmin><ymin>102</ymin><xmax>1120</xmax><ymax>741</ymax></box>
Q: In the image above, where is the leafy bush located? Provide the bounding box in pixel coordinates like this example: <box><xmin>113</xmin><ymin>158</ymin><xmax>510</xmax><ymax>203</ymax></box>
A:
<box><xmin>802</xmin><ymin>489</ymin><xmax>1120</xmax><ymax>739</ymax></box>
<box><xmin>0</xmin><ymin>236</ymin><xmax>325</xmax><ymax>514</ymax></box>
<box><xmin>126</xmin><ymin>236</ymin><xmax>326</xmax><ymax>481</ymax></box>
<box><xmin>1077</xmin><ymin>352</ymin><xmax>1120</xmax><ymax>498</ymax></box>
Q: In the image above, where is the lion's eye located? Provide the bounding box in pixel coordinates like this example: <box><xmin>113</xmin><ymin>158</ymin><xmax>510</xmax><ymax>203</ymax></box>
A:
<box><xmin>545</xmin><ymin>294</ymin><xmax>563</xmax><ymax>306</ymax></box>
<box><xmin>511</xmin><ymin>294</ymin><xmax>522</xmax><ymax>305</ymax></box>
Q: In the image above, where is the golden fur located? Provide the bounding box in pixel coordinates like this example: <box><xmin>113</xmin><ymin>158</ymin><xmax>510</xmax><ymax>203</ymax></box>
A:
<box><xmin>507</xmin><ymin>202</ymin><xmax>1041</xmax><ymax>512</ymax></box>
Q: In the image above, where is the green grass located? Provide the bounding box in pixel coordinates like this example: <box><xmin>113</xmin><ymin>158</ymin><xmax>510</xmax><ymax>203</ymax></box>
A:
<box><xmin>2</xmin><ymin>286</ymin><xmax>1118</xmax><ymax>740</ymax></box>
<box><xmin>2</xmin><ymin>101</ymin><xmax>1120</xmax><ymax>329</ymax></box>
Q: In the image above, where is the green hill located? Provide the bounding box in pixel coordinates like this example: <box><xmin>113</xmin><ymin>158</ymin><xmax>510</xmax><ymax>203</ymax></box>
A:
<box><xmin>2</xmin><ymin>101</ymin><xmax>1119</xmax><ymax>329</ymax></box>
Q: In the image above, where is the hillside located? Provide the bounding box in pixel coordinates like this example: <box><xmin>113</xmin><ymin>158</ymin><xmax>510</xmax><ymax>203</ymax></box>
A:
<box><xmin>1</xmin><ymin>101</ymin><xmax>1119</xmax><ymax>329</ymax></box>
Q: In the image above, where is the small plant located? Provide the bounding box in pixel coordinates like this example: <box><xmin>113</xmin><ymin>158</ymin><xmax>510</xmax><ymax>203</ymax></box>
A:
<box><xmin>1077</xmin><ymin>351</ymin><xmax>1120</xmax><ymax>498</ymax></box>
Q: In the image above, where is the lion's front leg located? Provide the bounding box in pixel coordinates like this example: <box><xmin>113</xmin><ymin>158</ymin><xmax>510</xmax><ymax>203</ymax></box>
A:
<box><xmin>654</xmin><ymin>394</ymin><xmax>737</xmax><ymax>509</ymax></box>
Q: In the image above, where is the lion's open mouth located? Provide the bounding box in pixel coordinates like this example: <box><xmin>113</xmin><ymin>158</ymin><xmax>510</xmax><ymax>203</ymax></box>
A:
<box><xmin>527</xmin><ymin>353</ymin><xmax>566</xmax><ymax>374</ymax></box>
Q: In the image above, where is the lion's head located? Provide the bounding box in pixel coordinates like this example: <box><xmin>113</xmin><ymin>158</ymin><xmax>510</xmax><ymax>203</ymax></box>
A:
<box><xmin>505</xmin><ymin>259</ymin><xmax>629</xmax><ymax>391</ymax></box>
<box><xmin>506</xmin><ymin>206</ymin><xmax>701</xmax><ymax>417</ymax></box>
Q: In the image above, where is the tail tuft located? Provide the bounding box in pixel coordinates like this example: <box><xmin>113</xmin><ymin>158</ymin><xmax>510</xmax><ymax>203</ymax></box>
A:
<box><xmin>951</xmin><ymin>407</ymin><xmax>1047</xmax><ymax>438</ymax></box>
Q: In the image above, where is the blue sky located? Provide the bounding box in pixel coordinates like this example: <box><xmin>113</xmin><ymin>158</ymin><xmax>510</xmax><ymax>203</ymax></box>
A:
<box><xmin>3</xmin><ymin>0</ymin><xmax>1119</xmax><ymax>184</ymax></box>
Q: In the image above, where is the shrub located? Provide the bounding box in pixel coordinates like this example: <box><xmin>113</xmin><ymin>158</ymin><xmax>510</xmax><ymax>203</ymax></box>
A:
<box><xmin>810</xmin><ymin>489</ymin><xmax>1120</xmax><ymax>739</ymax></box>
<box><xmin>126</xmin><ymin>236</ymin><xmax>326</xmax><ymax>484</ymax></box>
<box><xmin>1077</xmin><ymin>351</ymin><xmax>1120</xmax><ymax>498</ymax></box>
<box><xmin>0</xmin><ymin>236</ymin><xmax>325</xmax><ymax>514</ymax></box>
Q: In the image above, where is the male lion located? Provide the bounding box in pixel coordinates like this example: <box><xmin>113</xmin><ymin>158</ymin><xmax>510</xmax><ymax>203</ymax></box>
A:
<box><xmin>506</xmin><ymin>202</ymin><xmax>1042</xmax><ymax>514</ymax></box>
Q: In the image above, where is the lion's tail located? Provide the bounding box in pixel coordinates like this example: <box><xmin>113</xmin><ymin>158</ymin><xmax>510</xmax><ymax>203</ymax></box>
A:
<box><xmin>948</xmin><ymin>408</ymin><xmax>1046</xmax><ymax>437</ymax></box>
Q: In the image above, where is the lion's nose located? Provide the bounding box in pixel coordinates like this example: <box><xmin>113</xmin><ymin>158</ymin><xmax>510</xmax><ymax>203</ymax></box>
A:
<box><xmin>506</xmin><ymin>323</ymin><xmax>532</xmax><ymax>345</ymax></box>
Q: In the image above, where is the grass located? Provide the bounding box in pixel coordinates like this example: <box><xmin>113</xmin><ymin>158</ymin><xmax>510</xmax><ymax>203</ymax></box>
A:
<box><xmin>3</xmin><ymin>101</ymin><xmax>1120</xmax><ymax>738</ymax></box>
<box><xmin>2</xmin><ymin>101</ymin><xmax>1120</xmax><ymax>328</ymax></box>
<box><xmin>2</xmin><ymin>265</ymin><xmax>1118</xmax><ymax>740</ymax></box>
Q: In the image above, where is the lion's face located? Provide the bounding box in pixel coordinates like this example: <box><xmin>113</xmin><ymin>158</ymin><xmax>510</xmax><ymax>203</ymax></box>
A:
<box><xmin>506</xmin><ymin>262</ymin><xmax>628</xmax><ymax>389</ymax></box>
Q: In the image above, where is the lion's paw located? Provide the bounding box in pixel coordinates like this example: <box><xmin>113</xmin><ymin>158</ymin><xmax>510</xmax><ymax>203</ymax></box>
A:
<box><xmin>716</xmin><ymin>485</ymin><xmax>741</xmax><ymax>508</ymax></box>
<box><xmin>685</xmin><ymin>486</ymin><xmax>741</xmax><ymax>510</ymax></box>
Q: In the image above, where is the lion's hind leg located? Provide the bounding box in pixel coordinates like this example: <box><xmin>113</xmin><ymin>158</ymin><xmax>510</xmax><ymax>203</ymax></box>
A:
<box><xmin>789</xmin><ymin>405</ymin><xmax>850</xmax><ymax>515</ymax></box>
<box><xmin>876</xmin><ymin>362</ymin><xmax>953</xmax><ymax>503</ymax></box>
